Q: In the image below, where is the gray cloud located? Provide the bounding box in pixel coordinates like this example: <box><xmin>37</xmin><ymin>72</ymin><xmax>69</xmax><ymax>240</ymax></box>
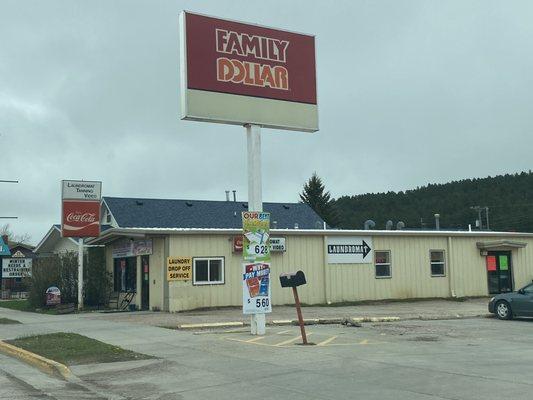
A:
<box><xmin>1</xmin><ymin>0</ymin><xmax>533</xmax><ymax>243</ymax></box>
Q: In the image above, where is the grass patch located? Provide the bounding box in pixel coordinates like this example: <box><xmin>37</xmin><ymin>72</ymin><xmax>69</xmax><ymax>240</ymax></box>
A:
<box><xmin>0</xmin><ymin>300</ymin><xmax>34</xmax><ymax>312</ymax></box>
<box><xmin>7</xmin><ymin>333</ymin><xmax>154</xmax><ymax>366</ymax></box>
<box><xmin>0</xmin><ymin>317</ymin><xmax>21</xmax><ymax>324</ymax></box>
<box><xmin>0</xmin><ymin>300</ymin><xmax>58</xmax><ymax>314</ymax></box>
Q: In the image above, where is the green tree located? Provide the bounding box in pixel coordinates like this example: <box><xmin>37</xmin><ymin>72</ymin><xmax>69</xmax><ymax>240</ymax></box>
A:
<box><xmin>300</xmin><ymin>173</ymin><xmax>338</xmax><ymax>227</ymax></box>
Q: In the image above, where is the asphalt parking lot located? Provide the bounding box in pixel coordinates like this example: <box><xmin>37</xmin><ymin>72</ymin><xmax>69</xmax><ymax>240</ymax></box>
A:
<box><xmin>2</xmin><ymin>314</ymin><xmax>533</xmax><ymax>400</ymax></box>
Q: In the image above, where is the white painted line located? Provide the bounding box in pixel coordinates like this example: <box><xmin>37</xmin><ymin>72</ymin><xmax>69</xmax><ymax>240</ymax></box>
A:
<box><xmin>316</xmin><ymin>335</ymin><xmax>337</xmax><ymax>346</ymax></box>
<box><xmin>276</xmin><ymin>330</ymin><xmax>291</xmax><ymax>335</ymax></box>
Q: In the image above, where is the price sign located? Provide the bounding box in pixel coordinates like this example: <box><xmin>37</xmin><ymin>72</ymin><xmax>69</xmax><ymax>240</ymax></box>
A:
<box><xmin>242</xmin><ymin>211</ymin><xmax>271</xmax><ymax>314</ymax></box>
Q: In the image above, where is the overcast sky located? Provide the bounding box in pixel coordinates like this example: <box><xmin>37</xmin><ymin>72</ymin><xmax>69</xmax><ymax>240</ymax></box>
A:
<box><xmin>1</xmin><ymin>0</ymin><xmax>533</xmax><ymax>243</ymax></box>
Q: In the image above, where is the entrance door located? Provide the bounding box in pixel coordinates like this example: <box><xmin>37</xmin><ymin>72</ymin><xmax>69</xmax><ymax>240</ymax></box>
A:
<box><xmin>486</xmin><ymin>252</ymin><xmax>513</xmax><ymax>294</ymax></box>
<box><xmin>141</xmin><ymin>255</ymin><xmax>150</xmax><ymax>310</ymax></box>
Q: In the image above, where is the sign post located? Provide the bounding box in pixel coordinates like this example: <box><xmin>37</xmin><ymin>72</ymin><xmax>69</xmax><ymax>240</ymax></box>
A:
<box><xmin>61</xmin><ymin>180</ymin><xmax>102</xmax><ymax>311</ymax></box>
<box><xmin>179</xmin><ymin>12</ymin><xmax>318</xmax><ymax>335</ymax></box>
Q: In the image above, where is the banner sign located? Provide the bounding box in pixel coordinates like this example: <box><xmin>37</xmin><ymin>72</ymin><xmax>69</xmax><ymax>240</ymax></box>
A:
<box><xmin>326</xmin><ymin>236</ymin><xmax>373</xmax><ymax>264</ymax></box>
<box><xmin>112</xmin><ymin>239</ymin><xmax>153</xmax><ymax>259</ymax></box>
<box><xmin>242</xmin><ymin>211</ymin><xmax>272</xmax><ymax>314</ymax></box>
<box><xmin>61</xmin><ymin>200</ymin><xmax>100</xmax><ymax>237</ymax></box>
<box><xmin>180</xmin><ymin>11</ymin><xmax>318</xmax><ymax>132</ymax></box>
<box><xmin>61</xmin><ymin>180</ymin><xmax>102</xmax><ymax>238</ymax></box>
<box><xmin>2</xmin><ymin>258</ymin><xmax>32</xmax><ymax>278</ymax></box>
<box><xmin>167</xmin><ymin>257</ymin><xmax>192</xmax><ymax>281</ymax></box>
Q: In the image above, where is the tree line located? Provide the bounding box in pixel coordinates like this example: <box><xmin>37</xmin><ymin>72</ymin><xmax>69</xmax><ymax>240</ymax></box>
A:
<box><xmin>300</xmin><ymin>171</ymin><xmax>533</xmax><ymax>232</ymax></box>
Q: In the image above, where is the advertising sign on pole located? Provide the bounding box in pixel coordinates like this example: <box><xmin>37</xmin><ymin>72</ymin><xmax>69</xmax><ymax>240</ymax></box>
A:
<box><xmin>2</xmin><ymin>258</ymin><xmax>32</xmax><ymax>278</ymax></box>
<box><xmin>242</xmin><ymin>211</ymin><xmax>271</xmax><ymax>314</ymax></box>
<box><xmin>61</xmin><ymin>180</ymin><xmax>102</xmax><ymax>238</ymax></box>
<box><xmin>62</xmin><ymin>180</ymin><xmax>102</xmax><ymax>201</ymax></box>
<box><xmin>61</xmin><ymin>179</ymin><xmax>102</xmax><ymax>311</ymax></box>
<box><xmin>179</xmin><ymin>11</ymin><xmax>318</xmax><ymax>132</ymax></box>
<box><xmin>61</xmin><ymin>200</ymin><xmax>101</xmax><ymax>238</ymax></box>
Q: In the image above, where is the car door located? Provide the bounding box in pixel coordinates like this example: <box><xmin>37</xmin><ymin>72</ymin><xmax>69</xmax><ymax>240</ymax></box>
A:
<box><xmin>512</xmin><ymin>284</ymin><xmax>533</xmax><ymax>317</ymax></box>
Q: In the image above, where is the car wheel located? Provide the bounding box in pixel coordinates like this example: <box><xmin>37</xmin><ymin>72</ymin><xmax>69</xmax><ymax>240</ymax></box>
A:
<box><xmin>496</xmin><ymin>300</ymin><xmax>512</xmax><ymax>320</ymax></box>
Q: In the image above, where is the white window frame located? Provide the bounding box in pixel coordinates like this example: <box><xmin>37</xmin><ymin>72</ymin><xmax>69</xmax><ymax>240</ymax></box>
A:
<box><xmin>375</xmin><ymin>250</ymin><xmax>392</xmax><ymax>279</ymax></box>
<box><xmin>430</xmin><ymin>250</ymin><xmax>446</xmax><ymax>277</ymax></box>
<box><xmin>193</xmin><ymin>257</ymin><xmax>225</xmax><ymax>285</ymax></box>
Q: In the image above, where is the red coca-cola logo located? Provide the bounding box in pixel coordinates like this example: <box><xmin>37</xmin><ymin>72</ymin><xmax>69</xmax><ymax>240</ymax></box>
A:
<box><xmin>66</xmin><ymin>212</ymin><xmax>97</xmax><ymax>223</ymax></box>
<box><xmin>62</xmin><ymin>200</ymin><xmax>100</xmax><ymax>238</ymax></box>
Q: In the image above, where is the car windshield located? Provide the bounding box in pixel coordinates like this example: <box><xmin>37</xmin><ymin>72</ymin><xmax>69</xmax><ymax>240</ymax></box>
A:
<box><xmin>521</xmin><ymin>283</ymin><xmax>533</xmax><ymax>294</ymax></box>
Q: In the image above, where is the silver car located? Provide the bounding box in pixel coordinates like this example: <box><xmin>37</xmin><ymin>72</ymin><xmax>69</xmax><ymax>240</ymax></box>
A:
<box><xmin>488</xmin><ymin>282</ymin><xmax>533</xmax><ymax>320</ymax></box>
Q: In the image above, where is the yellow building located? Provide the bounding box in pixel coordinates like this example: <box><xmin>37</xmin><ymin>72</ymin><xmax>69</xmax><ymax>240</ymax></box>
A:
<box><xmin>86</xmin><ymin>197</ymin><xmax>533</xmax><ymax>312</ymax></box>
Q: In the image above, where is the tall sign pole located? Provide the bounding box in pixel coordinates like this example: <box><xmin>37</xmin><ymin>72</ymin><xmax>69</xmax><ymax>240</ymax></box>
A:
<box><xmin>61</xmin><ymin>180</ymin><xmax>102</xmax><ymax>311</ymax></box>
<box><xmin>246</xmin><ymin>123</ymin><xmax>266</xmax><ymax>335</ymax></box>
<box><xmin>179</xmin><ymin>11</ymin><xmax>318</xmax><ymax>336</ymax></box>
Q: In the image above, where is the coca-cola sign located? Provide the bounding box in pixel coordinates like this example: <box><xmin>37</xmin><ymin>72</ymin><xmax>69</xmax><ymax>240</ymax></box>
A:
<box><xmin>62</xmin><ymin>200</ymin><xmax>100</xmax><ymax>237</ymax></box>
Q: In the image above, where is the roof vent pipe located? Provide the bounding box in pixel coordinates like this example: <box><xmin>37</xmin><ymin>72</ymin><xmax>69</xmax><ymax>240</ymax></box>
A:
<box><xmin>232</xmin><ymin>190</ymin><xmax>237</xmax><ymax>202</ymax></box>
<box><xmin>294</xmin><ymin>223</ymin><xmax>299</xmax><ymax>229</ymax></box>
<box><xmin>225</xmin><ymin>190</ymin><xmax>230</xmax><ymax>201</ymax></box>
<box><xmin>434</xmin><ymin>214</ymin><xmax>440</xmax><ymax>230</ymax></box>
<box><xmin>385</xmin><ymin>220</ymin><xmax>393</xmax><ymax>230</ymax></box>
<box><xmin>364</xmin><ymin>220</ymin><xmax>376</xmax><ymax>230</ymax></box>
<box><xmin>396</xmin><ymin>221</ymin><xmax>405</xmax><ymax>230</ymax></box>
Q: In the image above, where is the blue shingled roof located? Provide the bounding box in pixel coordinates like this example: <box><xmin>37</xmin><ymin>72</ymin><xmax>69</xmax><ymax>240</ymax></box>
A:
<box><xmin>103</xmin><ymin>197</ymin><xmax>325</xmax><ymax>230</ymax></box>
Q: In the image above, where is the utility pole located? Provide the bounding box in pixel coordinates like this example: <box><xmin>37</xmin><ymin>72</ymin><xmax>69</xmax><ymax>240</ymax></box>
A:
<box><xmin>471</xmin><ymin>206</ymin><xmax>489</xmax><ymax>230</ymax></box>
<box><xmin>470</xmin><ymin>206</ymin><xmax>483</xmax><ymax>231</ymax></box>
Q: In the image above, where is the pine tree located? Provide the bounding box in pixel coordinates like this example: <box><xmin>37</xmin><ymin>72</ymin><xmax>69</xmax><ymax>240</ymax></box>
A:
<box><xmin>300</xmin><ymin>173</ymin><xmax>338</xmax><ymax>227</ymax></box>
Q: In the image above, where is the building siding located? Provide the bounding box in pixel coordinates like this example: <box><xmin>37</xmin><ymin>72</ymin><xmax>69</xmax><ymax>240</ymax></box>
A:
<box><xmin>104</xmin><ymin>231</ymin><xmax>533</xmax><ymax>312</ymax></box>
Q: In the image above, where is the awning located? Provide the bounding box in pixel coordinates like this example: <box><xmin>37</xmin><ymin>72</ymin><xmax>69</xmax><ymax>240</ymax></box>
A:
<box><xmin>476</xmin><ymin>240</ymin><xmax>527</xmax><ymax>251</ymax></box>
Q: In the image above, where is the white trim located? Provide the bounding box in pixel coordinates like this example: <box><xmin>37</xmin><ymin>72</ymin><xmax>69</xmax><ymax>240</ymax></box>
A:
<box><xmin>192</xmin><ymin>257</ymin><xmax>225</xmax><ymax>285</ymax></box>
<box><xmin>374</xmin><ymin>250</ymin><xmax>392</xmax><ymax>279</ymax></box>
<box><xmin>87</xmin><ymin>227</ymin><xmax>533</xmax><ymax>246</ymax></box>
<box><xmin>33</xmin><ymin>225</ymin><xmax>60</xmax><ymax>253</ymax></box>
<box><xmin>101</xmin><ymin>198</ymin><xmax>118</xmax><ymax>228</ymax></box>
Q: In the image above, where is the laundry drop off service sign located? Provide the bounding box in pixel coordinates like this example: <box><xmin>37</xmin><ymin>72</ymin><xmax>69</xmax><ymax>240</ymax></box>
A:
<box><xmin>242</xmin><ymin>211</ymin><xmax>271</xmax><ymax>314</ymax></box>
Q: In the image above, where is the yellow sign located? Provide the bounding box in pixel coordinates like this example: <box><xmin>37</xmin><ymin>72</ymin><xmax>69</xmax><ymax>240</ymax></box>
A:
<box><xmin>167</xmin><ymin>257</ymin><xmax>192</xmax><ymax>281</ymax></box>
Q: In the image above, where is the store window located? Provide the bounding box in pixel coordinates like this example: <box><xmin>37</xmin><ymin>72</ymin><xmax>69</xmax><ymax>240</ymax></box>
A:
<box><xmin>430</xmin><ymin>250</ymin><xmax>446</xmax><ymax>277</ymax></box>
<box><xmin>375</xmin><ymin>251</ymin><xmax>391</xmax><ymax>278</ymax></box>
<box><xmin>113</xmin><ymin>257</ymin><xmax>137</xmax><ymax>292</ymax></box>
<box><xmin>193</xmin><ymin>257</ymin><xmax>224</xmax><ymax>285</ymax></box>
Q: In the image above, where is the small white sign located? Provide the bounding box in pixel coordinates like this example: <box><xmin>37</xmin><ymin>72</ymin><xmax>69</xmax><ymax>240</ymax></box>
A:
<box><xmin>327</xmin><ymin>236</ymin><xmax>373</xmax><ymax>264</ymax></box>
<box><xmin>62</xmin><ymin>180</ymin><xmax>102</xmax><ymax>201</ymax></box>
<box><xmin>270</xmin><ymin>237</ymin><xmax>286</xmax><ymax>252</ymax></box>
<box><xmin>2</xmin><ymin>258</ymin><xmax>32</xmax><ymax>278</ymax></box>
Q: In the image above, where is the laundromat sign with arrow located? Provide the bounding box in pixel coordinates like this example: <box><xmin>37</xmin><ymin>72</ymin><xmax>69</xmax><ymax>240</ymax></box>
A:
<box><xmin>326</xmin><ymin>236</ymin><xmax>373</xmax><ymax>264</ymax></box>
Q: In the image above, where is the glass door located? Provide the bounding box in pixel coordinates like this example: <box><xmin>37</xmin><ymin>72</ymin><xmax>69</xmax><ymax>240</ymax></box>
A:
<box><xmin>486</xmin><ymin>252</ymin><xmax>513</xmax><ymax>294</ymax></box>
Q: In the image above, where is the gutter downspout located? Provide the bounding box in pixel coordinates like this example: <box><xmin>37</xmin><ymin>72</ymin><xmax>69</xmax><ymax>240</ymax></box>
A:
<box><xmin>323</xmin><ymin>235</ymin><xmax>330</xmax><ymax>304</ymax></box>
<box><xmin>448</xmin><ymin>236</ymin><xmax>456</xmax><ymax>298</ymax></box>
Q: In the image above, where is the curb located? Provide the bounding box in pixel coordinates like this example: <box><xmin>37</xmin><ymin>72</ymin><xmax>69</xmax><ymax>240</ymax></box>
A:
<box><xmin>177</xmin><ymin>316</ymin><xmax>402</xmax><ymax>330</ymax></box>
<box><xmin>0</xmin><ymin>340</ymin><xmax>71</xmax><ymax>380</ymax></box>
<box><xmin>176</xmin><ymin>313</ymin><xmax>492</xmax><ymax>330</ymax></box>
<box><xmin>178</xmin><ymin>321</ymin><xmax>245</xmax><ymax>330</ymax></box>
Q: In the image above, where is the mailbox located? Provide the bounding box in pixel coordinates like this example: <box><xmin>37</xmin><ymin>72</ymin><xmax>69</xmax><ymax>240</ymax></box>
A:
<box><xmin>279</xmin><ymin>270</ymin><xmax>306</xmax><ymax>288</ymax></box>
